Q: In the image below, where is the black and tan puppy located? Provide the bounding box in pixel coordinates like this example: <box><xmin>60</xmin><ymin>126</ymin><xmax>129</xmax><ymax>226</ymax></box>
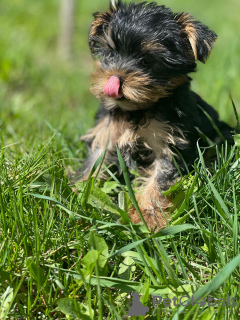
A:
<box><xmin>79</xmin><ymin>0</ymin><xmax>233</xmax><ymax>231</ymax></box>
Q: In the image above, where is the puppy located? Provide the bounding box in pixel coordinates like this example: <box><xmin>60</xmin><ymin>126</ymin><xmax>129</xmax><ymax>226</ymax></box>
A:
<box><xmin>78</xmin><ymin>0</ymin><xmax>233</xmax><ymax>231</ymax></box>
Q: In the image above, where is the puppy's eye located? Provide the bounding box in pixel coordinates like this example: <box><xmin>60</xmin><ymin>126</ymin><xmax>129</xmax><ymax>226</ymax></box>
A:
<box><xmin>142</xmin><ymin>56</ymin><xmax>154</xmax><ymax>66</ymax></box>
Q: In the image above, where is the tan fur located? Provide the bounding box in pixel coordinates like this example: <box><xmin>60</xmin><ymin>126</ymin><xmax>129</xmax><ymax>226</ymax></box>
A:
<box><xmin>89</xmin><ymin>12</ymin><xmax>112</xmax><ymax>38</ymax></box>
<box><xmin>137</xmin><ymin>119</ymin><xmax>187</xmax><ymax>158</ymax></box>
<box><xmin>82</xmin><ymin>116</ymin><xmax>187</xmax><ymax>156</ymax></box>
<box><xmin>89</xmin><ymin>12</ymin><xmax>115</xmax><ymax>54</ymax></box>
<box><xmin>142</xmin><ymin>40</ymin><xmax>166</xmax><ymax>52</ymax></box>
<box><xmin>86</xmin><ymin>13</ymin><xmax>189</xmax><ymax>229</ymax></box>
<box><xmin>186</xmin><ymin>30</ymin><xmax>198</xmax><ymax>60</ymax></box>
<box><xmin>176</xmin><ymin>13</ymin><xmax>198</xmax><ymax>60</ymax></box>
<box><xmin>81</xmin><ymin>116</ymin><xmax>123</xmax><ymax>151</ymax></box>
<box><xmin>104</xmin><ymin>28</ymin><xmax>116</xmax><ymax>50</ymax></box>
<box><xmin>129</xmin><ymin>125</ymin><xmax>187</xmax><ymax>231</ymax></box>
<box><xmin>81</xmin><ymin>114</ymin><xmax>188</xmax><ymax>231</ymax></box>
<box><xmin>203</xmin><ymin>39</ymin><xmax>211</xmax><ymax>60</ymax></box>
<box><xmin>129</xmin><ymin>160</ymin><xmax>172</xmax><ymax>231</ymax></box>
<box><xmin>91</xmin><ymin>67</ymin><xmax>188</xmax><ymax>111</ymax></box>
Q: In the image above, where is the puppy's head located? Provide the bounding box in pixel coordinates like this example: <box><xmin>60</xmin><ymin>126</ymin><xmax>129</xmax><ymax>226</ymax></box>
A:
<box><xmin>89</xmin><ymin>0</ymin><xmax>217</xmax><ymax>111</ymax></box>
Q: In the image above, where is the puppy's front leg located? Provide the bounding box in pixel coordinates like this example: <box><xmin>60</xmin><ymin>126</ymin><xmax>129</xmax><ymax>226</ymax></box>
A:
<box><xmin>129</xmin><ymin>159</ymin><xmax>173</xmax><ymax>232</ymax></box>
<box><xmin>78</xmin><ymin>115</ymin><xmax>116</xmax><ymax>181</ymax></box>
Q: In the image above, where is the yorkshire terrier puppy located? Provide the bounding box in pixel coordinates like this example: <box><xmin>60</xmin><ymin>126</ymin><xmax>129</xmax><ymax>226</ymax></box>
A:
<box><xmin>79</xmin><ymin>0</ymin><xmax>233</xmax><ymax>231</ymax></box>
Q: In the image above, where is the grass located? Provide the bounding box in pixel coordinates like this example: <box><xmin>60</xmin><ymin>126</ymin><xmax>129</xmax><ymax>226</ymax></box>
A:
<box><xmin>0</xmin><ymin>0</ymin><xmax>240</xmax><ymax>319</ymax></box>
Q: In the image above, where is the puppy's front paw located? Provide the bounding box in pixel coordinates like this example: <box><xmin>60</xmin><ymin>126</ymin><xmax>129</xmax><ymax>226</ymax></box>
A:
<box><xmin>129</xmin><ymin>207</ymin><xmax>169</xmax><ymax>232</ymax></box>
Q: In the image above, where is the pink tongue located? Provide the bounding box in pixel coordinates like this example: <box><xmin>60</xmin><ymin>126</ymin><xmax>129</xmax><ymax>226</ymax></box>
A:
<box><xmin>104</xmin><ymin>76</ymin><xmax>123</xmax><ymax>99</ymax></box>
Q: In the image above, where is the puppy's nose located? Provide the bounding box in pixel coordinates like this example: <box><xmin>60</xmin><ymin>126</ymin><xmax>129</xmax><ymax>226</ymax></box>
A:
<box><xmin>104</xmin><ymin>75</ymin><xmax>123</xmax><ymax>99</ymax></box>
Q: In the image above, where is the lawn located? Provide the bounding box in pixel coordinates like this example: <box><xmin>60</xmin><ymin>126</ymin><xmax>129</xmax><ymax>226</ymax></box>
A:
<box><xmin>0</xmin><ymin>0</ymin><xmax>240</xmax><ymax>319</ymax></box>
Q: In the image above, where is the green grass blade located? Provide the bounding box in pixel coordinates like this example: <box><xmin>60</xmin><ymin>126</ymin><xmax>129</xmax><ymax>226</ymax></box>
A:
<box><xmin>116</xmin><ymin>146</ymin><xmax>148</xmax><ymax>229</ymax></box>
<box><xmin>197</xmin><ymin>143</ymin><xmax>232</xmax><ymax>223</ymax></box>
<box><xmin>197</xmin><ymin>104</ymin><xmax>226</xmax><ymax>142</ymax></box>
<box><xmin>173</xmin><ymin>253</ymin><xmax>240</xmax><ymax>319</ymax></box>
<box><xmin>230</xmin><ymin>94</ymin><xmax>240</xmax><ymax>130</ymax></box>
<box><xmin>108</xmin><ymin>224</ymin><xmax>196</xmax><ymax>259</ymax></box>
<box><xmin>84</xmin><ymin>276</ymin><xmax>170</xmax><ymax>295</ymax></box>
<box><xmin>81</xmin><ymin>152</ymin><xmax>105</xmax><ymax>209</ymax></box>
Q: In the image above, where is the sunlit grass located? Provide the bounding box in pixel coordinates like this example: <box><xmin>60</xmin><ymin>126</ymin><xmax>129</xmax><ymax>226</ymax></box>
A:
<box><xmin>0</xmin><ymin>0</ymin><xmax>240</xmax><ymax>319</ymax></box>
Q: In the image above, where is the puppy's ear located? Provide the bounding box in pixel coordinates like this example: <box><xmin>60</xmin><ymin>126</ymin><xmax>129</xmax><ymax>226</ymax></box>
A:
<box><xmin>175</xmin><ymin>13</ymin><xmax>217</xmax><ymax>63</ymax></box>
<box><xmin>110</xmin><ymin>0</ymin><xmax>122</xmax><ymax>11</ymax></box>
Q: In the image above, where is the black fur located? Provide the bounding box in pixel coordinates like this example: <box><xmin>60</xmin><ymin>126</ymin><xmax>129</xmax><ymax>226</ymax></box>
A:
<box><xmin>76</xmin><ymin>1</ymin><xmax>234</xmax><ymax>230</ymax></box>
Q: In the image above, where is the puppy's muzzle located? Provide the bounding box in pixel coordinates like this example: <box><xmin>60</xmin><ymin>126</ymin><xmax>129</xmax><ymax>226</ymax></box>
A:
<box><xmin>103</xmin><ymin>75</ymin><xmax>123</xmax><ymax>99</ymax></box>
